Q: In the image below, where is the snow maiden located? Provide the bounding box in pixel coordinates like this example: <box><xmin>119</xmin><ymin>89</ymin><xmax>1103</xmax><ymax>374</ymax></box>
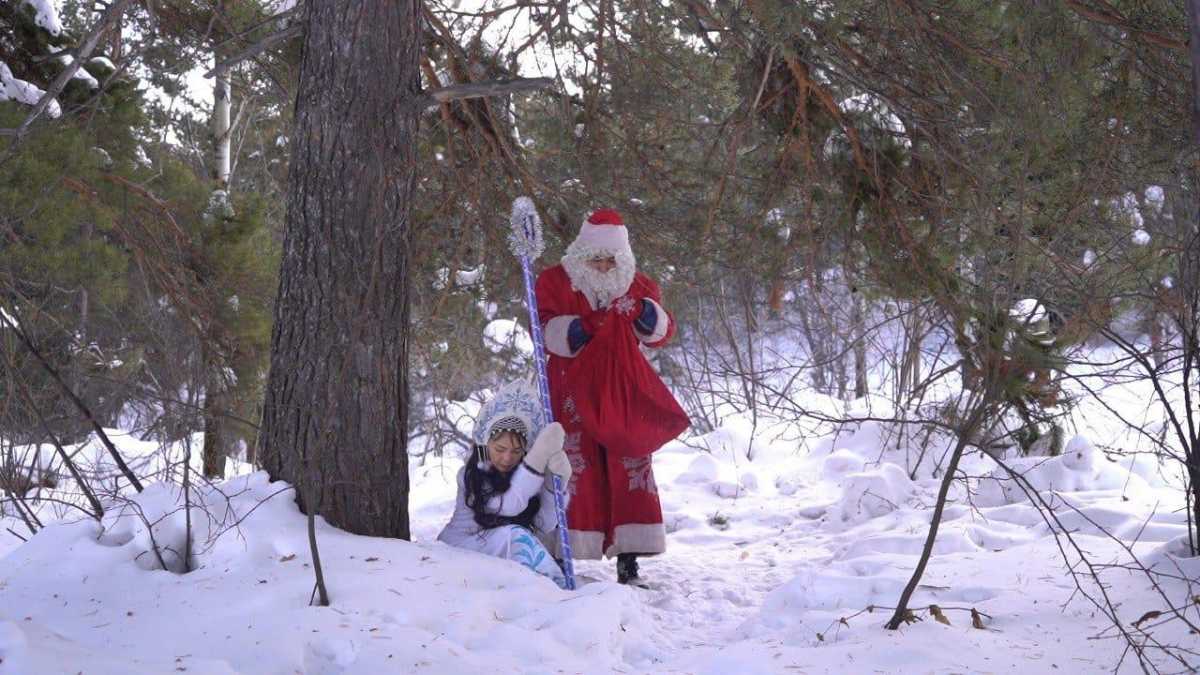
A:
<box><xmin>437</xmin><ymin>381</ymin><xmax>572</xmax><ymax>588</ymax></box>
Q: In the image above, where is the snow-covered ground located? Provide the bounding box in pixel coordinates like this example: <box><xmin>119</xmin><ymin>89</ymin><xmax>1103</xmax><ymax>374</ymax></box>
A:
<box><xmin>2</xmin><ymin>344</ymin><xmax>1198</xmax><ymax>673</ymax></box>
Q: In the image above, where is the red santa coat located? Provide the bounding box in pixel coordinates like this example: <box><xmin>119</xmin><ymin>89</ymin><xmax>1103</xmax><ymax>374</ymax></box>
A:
<box><xmin>535</xmin><ymin>264</ymin><xmax>684</xmax><ymax>559</ymax></box>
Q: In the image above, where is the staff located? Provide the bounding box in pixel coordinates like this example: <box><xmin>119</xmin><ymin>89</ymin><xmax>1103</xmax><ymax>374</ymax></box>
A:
<box><xmin>508</xmin><ymin>196</ymin><xmax>576</xmax><ymax>590</ymax></box>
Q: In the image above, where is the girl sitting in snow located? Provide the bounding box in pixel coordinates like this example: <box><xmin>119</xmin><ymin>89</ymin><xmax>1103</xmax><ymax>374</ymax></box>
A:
<box><xmin>438</xmin><ymin>382</ymin><xmax>572</xmax><ymax>589</ymax></box>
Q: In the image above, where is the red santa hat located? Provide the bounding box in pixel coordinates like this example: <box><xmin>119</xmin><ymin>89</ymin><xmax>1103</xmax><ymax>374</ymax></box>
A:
<box><xmin>573</xmin><ymin>209</ymin><xmax>631</xmax><ymax>257</ymax></box>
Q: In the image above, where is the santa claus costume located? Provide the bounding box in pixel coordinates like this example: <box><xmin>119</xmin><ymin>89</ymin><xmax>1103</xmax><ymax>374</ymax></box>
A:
<box><xmin>534</xmin><ymin>209</ymin><xmax>689</xmax><ymax>584</ymax></box>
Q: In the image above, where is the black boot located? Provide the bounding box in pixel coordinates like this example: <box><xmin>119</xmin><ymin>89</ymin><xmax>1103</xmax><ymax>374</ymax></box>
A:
<box><xmin>616</xmin><ymin>553</ymin><xmax>639</xmax><ymax>585</ymax></box>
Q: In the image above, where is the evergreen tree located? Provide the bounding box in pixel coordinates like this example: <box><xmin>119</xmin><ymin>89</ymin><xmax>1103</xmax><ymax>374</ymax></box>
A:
<box><xmin>257</xmin><ymin>0</ymin><xmax>420</xmax><ymax>538</ymax></box>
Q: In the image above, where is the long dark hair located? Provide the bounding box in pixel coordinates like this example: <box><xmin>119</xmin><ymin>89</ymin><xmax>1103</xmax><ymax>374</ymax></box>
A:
<box><xmin>464</xmin><ymin>447</ymin><xmax>541</xmax><ymax>531</ymax></box>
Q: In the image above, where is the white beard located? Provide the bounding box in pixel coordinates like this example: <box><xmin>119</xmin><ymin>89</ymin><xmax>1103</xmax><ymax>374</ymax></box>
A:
<box><xmin>561</xmin><ymin>242</ymin><xmax>636</xmax><ymax>309</ymax></box>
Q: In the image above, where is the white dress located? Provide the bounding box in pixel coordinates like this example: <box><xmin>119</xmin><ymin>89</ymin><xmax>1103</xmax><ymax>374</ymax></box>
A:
<box><xmin>438</xmin><ymin>463</ymin><xmax>568</xmax><ymax>587</ymax></box>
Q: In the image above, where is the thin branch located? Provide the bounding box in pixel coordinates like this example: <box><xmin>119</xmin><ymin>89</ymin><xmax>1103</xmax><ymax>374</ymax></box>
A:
<box><xmin>305</xmin><ymin>481</ymin><xmax>330</xmax><ymax>606</ymax></box>
<box><xmin>204</xmin><ymin>24</ymin><xmax>303</xmax><ymax>79</ymax></box>
<box><xmin>14</xmin><ymin>373</ymin><xmax>105</xmax><ymax>519</ymax></box>
<box><xmin>0</xmin><ymin>307</ymin><xmax>144</xmax><ymax>492</ymax></box>
<box><xmin>886</xmin><ymin>390</ymin><xmax>994</xmax><ymax>629</ymax></box>
<box><xmin>420</xmin><ymin>77</ymin><xmax>556</xmax><ymax>106</ymax></box>
<box><xmin>1064</xmin><ymin>0</ymin><xmax>1188</xmax><ymax>53</ymax></box>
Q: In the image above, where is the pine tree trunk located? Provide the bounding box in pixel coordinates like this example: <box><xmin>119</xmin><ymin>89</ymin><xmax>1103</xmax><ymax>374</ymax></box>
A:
<box><xmin>202</xmin><ymin>4</ymin><xmax>233</xmax><ymax>478</ymax></box>
<box><xmin>1190</xmin><ymin>0</ymin><xmax>1200</xmax><ymax>150</ymax></box>
<box><xmin>70</xmin><ymin>222</ymin><xmax>95</xmax><ymax>439</ymax></box>
<box><xmin>897</xmin><ymin>303</ymin><xmax>923</xmax><ymax>402</ymax></box>
<box><xmin>851</xmin><ymin>287</ymin><xmax>867</xmax><ymax>399</ymax></box>
<box><xmin>258</xmin><ymin>0</ymin><xmax>418</xmax><ymax>539</ymax></box>
<box><xmin>797</xmin><ymin>281</ymin><xmax>829</xmax><ymax>393</ymax></box>
<box><xmin>200</xmin><ymin>341</ymin><xmax>230</xmax><ymax>479</ymax></box>
<box><xmin>1186</xmin><ymin>0</ymin><xmax>1200</xmax><ymax>555</ymax></box>
<box><xmin>1148</xmin><ymin>306</ymin><xmax>1163</xmax><ymax>369</ymax></box>
<box><xmin>767</xmin><ymin>278</ymin><xmax>786</xmax><ymax>317</ymax></box>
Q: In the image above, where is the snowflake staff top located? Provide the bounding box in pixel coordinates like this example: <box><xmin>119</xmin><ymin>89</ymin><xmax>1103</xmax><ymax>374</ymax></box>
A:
<box><xmin>508</xmin><ymin>196</ymin><xmax>545</xmax><ymax>261</ymax></box>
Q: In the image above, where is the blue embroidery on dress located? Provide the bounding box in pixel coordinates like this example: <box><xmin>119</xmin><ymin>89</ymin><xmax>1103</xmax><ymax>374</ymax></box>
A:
<box><xmin>506</xmin><ymin>527</ymin><xmax>566</xmax><ymax>589</ymax></box>
<box><xmin>510</xmin><ymin>530</ymin><xmax>547</xmax><ymax>569</ymax></box>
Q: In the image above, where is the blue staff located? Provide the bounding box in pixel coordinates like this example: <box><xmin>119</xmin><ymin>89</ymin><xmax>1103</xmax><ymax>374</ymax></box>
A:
<box><xmin>508</xmin><ymin>196</ymin><xmax>576</xmax><ymax>590</ymax></box>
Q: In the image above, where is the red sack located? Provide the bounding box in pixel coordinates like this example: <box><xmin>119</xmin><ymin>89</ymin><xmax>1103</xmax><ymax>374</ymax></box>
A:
<box><xmin>564</xmin><ymin>308</ymin><xmax>690</xmax><ymax>458</ymax></box>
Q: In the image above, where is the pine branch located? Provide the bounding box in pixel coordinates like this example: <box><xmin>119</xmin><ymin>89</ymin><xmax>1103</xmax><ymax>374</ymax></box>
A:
<box><xmin>0</xmin><ymin>0</ymin><xmax>138</xmax><ymax>140</ymax></box>
<box><xmin>1065</xmin><ymin>0</ymin><xmax>1188</xmax><ymax>53</ymax></box>
<box><xmin>420</xmin><ymin>77</ymin><xmax>556</xmax><ymax>105</ymax></box>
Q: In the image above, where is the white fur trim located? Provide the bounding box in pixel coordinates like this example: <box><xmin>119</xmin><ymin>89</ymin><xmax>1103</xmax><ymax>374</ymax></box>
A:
<box><xmin>544</xmin><ymin>315</ymin><xmax>581</xmax><ymax>357</ymax></box>
<box><xmin>637</xmin><ymin>297</ymin><xmax>670</xmax><ymax>344</ymax></box>
<box><xmin>576</xmin><ymin>223</ymin><xmax>630</xmax><ymax>252</ymax></box>
<box><xmin>605</xmin><ymin>523</ymin><xmax>666</xmax><ymax>557</ymax></box>
<box><xmin>567</xmin><ymin>530</ymin><xmax>606</xmax><ymax>559</ymax></box>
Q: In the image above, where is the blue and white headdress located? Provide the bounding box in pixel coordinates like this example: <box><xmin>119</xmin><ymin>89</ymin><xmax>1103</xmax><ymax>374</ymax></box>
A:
<box><xmin>471</xmin><ymin>379</ymin><xmax>549</xmax><ymax>449</ymax></box>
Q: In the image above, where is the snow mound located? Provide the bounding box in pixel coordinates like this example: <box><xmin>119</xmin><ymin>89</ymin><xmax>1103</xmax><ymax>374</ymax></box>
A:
<box><xmin>742</xmin><ymin>565</ymin><xmax>906</xmax><ymax>634</ymax></box>
<box><xmin>0</xmin><ymin>472</ymin><xmax>671</xmax><ymax>674</ymax></box>
<box><xmin>830</xmin><ymin>463</ymin><xmax>915</xmax><ymax>524</ymax></box>
<box><xmin>675</xmin><ymin>453</ymin><xmax>720</xmax><ymax>484</ymax></box>
<box><xmin>974</xmin><ymin>435</ymin><xmax>1149</xmax><ymax>506</ymax></box>
<box><xmin>821</xmin><ymin>448</ymin><xmax>865</xmax><ymax>480</ymax></box>
<box><xmin>0</xmin><ymin>616</ymin><xmax>238</xmax><ymax>674</ymax></box>
<box><xmin>841</xmin><ymin>529</ymin><xmax>982</xmax><ymax>560</ymax></box>
<box><xmin>1148</xmin><ymin>535</ymin><xmax>1200</xmax><ymax>567</ymax></box>
<box><xmin>691</xmin><ymin>416</ymin><xmax>798</xmax><ymax>465</ymax></box>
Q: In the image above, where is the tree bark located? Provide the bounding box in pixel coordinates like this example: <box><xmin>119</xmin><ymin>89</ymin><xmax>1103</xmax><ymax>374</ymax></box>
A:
<box><xmin>1188</xmin><ymin>0</ymin><xmax>1200</xmax><ymax>148</ymax></box>
<box><xmin>1186</xmin><ymin>0</ymin><xmax>1200</xmax><ymax>556</ymax></box>
<box><xmin>851</xmin><ymin>285</ymin><xmax>868</xmax><ymax>399</ymax></box>
<box><xmin>200</xmin><ymin>341</ymin><xmax>232</xmax><ymax>479</ymax></box>
<box><xmin>203</xmin><ymin>6</ymin><xmax>233</xmax><ymax>478</ymax></box>
<box><xmin>258</xmin><ymin>0</ymin><xmax>417</xmax><ymax>539</ymax></box>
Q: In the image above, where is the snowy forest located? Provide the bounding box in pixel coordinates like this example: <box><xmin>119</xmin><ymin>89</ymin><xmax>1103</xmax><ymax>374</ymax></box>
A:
<box><xmin>1</xmin><ymin>0</ymin><xmax>1199</xmax><ymax>672</ymax></box>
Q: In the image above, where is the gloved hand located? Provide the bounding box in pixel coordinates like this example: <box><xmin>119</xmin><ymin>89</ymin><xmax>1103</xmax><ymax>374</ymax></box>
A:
<box><xmin>578</xmin><ymin>308</ymin><xmax>609</xmax><ymax>336</ymax></box>
<box><xmin>523</xmin><ymin>422</ymin><xmax>565</xmax><ymax>474</ymax></box>
<box><xmin>545</xmin><ymin>449</ymin><xmax>573</xmax><ymax>481</ymax></box>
